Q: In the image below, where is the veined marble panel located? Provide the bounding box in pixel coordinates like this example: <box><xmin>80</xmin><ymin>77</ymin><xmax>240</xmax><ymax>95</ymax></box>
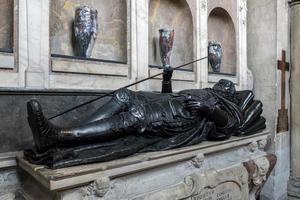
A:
<box><xmin>0</xmin><ymin>0</ymin><xmax>13</xmax><ymax>50</ymax></box>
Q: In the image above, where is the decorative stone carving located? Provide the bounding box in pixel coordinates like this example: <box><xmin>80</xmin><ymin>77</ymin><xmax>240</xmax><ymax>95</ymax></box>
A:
<box><xmin>190</xmin><ymin>154</ymin><xmax>204</xmax><ymax>168</ymax></box>
<box><xmin>0</xmin><ymin>171</ymin><xmax>18</xmax><ymax>188</ymax></box>
<box><xmin>200</xmin><ymin>0</ymin><xmax>207</xmax><ymax>10</ymax></box>
<box><xmin>240</xmin><ymin>0</ymin><xmax>248</xmax><ymax>25</ymax></box>
<box><xmin>248</xmin><ymin>141</ymin><xmax>259</xmax><ymax>152</ymax></box>
<box><xmin>80</xmin><ymin>177</ymin><xmax>110</xmax><ymax>199</ymax></box>
<box><xmin>257</xmin><ymin>139</ymin><xmax>268</xmax><ymax>150</ymax></box>
<box><xmin>252</xmin><ymin>157</ymin><xmax>270</xmax><ymax>186</ymax></box>
<box><xmin>131</xmin><ymin>165</ymin><xmax>249</xmax><ymax>200</ymax></box>
<box><xmin>243</xmin><ymin>155</ymin><xmax>277</xmax><ymax>200</ymax></box>
<box><xmin>247</xmin><ymin>139</ymin><xmax>268</xmax><ymax>153</ymax></box>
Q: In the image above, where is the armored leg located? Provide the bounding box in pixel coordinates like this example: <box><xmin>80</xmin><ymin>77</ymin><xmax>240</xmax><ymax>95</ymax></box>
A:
<box><xmin>27</xmin><ymin>99</ymin><xmax>144</xmax><ymax>152</ymax></box>
<box><xmin>84</xmin><ymin>88</ymin><xmax>134</xmax><ymax>123</ymax></box>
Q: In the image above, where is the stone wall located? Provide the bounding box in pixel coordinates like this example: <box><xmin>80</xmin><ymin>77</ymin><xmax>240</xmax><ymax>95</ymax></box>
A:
<box><xmin>247</xmin><ymin>0</ymin><xmax>290</xmax><ymax>199</ymax></box>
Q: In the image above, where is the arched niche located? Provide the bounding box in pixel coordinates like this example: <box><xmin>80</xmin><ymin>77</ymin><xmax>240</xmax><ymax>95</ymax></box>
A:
<box><xmin>50</xmin><ymin>0</ymin><xmax>127</xmax><ymax>63</ymax></box>
<box><xmin>0</xmin><ymin>0</ymin><xmax>13</xmax><ymax>51</ymax></box>
<box><xmin>149</xmin><ymin>0</ymin><xmax>193</xmax><ymax>70</ymax></box>
<box><xmin>208</xmin><ymin>7</ymin><xmax>236</xmax><ymax>75</ymax></box>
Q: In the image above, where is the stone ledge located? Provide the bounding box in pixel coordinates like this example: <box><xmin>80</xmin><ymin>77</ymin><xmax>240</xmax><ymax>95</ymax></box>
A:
<box><xmin>51</xmin><ymin>57</ymin><xmax>128</xmax><ymax>77</ymax></box>
<box><xmin>208</xmin><ymin>73</ymin><xmax>238</xmax><ymax>84</ymax></box>
<box><xmin>17</xmin><ymin>131</ymin><xmax>269</xmax><ymax>191</ymax></box>
<box><xmin>0</xmin><ymin>53</ymin><xmax>14</xmax><ymax>69</ymax></box>
<box><xmin>0</xmin><ymin>151</ymin><xmax>21</xmax><ymax>169</ymax></box>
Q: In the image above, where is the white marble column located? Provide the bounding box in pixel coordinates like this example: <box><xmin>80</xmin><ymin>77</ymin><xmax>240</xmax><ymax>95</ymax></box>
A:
<box><xmin>25</xmin><ymin>0</ymin><xmax>50</xmax><ymax>88</ymax></box>
<box><xmin>288</xmin><ymin>0</ymin><xmax>300</xmax><ymax>198</ymax></box>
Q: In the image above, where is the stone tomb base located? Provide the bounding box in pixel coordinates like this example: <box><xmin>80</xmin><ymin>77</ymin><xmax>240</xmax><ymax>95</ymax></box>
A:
<box><xmin>17</xmin><ymin>131</ymin><xmax>276</xmax><ymax>200</ymax></box>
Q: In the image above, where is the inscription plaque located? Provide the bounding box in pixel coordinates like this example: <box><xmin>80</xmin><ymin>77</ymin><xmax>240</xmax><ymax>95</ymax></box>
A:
<box><xmin>189</xmin><ymin>182</ymin><xmax>242</xmax><ymax>200</ymax></box>
<box><xmin>131</xmin><ymin>165</ymin><xmax>248</xmax><ymax>200</ymax></box>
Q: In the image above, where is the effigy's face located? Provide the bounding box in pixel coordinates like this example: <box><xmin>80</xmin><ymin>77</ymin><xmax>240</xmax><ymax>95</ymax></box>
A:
<box><xmin>213</xmin><ymin>79</ymin><xmax>236</xmax><ymax>97</ymax></box>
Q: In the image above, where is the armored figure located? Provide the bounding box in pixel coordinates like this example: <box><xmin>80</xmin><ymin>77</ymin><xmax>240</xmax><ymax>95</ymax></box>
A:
<box><xmin>25</xmin><ymin>68</ymin><xmax>265</xmax><ymax>168</ymax></box>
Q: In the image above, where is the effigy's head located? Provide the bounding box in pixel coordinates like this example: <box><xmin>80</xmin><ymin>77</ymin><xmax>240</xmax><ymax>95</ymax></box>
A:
<box><xmin>213</xmin><ymin>79</ymin><xmax>236</xmax><ymax>99</ymax></box>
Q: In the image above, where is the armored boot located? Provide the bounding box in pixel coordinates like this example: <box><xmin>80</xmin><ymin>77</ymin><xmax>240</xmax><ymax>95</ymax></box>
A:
<box><xmin>27</xmin><ymin>100</ymin><xmax>60</xmax><ymax>152</ymax></box>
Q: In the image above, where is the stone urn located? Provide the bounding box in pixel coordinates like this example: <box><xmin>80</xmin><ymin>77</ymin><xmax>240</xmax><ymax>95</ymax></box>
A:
<box><xmin>159</xmin><ymin>29</ymin><xmax>175</xmax><ymax>67</ymax></box>
<box><xmin>208</xmin><ymin>41</ymin><xmax>222</xmax><ymax>73</ymax></box>
<box><xmin>74</xmin><ymin>6</ymin><xmax>98</xmax><ymax>58</ymax></box>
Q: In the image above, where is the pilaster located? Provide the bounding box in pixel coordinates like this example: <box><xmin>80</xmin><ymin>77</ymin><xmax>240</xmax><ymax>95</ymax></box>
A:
<box><xmin>288</xmin><ymin>0</ymin><xmax>300</xmax><ymax>198</ymax></box>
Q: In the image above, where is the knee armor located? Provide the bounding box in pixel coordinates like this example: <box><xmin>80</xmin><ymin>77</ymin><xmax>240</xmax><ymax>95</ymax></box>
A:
<box><xmin>113</xmin><ymin>88</ymin><xmax>134</xmax><ymax>109</ymax></box>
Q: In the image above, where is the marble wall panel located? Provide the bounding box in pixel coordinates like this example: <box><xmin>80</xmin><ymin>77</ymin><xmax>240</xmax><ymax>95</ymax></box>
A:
<box><xmin>148</xmin><ymin>0</ymin><xmax>193</xmax><ymax>70</ymax></box>
<box><xmin>0</xmin><ymin>0</ymin><xmax>13</xmax><ymax>50</ymax></box>
<box><xmin>50</xmin><ymin>0</ymin><xmax>127</xmax><ymax>62</ymax></box>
